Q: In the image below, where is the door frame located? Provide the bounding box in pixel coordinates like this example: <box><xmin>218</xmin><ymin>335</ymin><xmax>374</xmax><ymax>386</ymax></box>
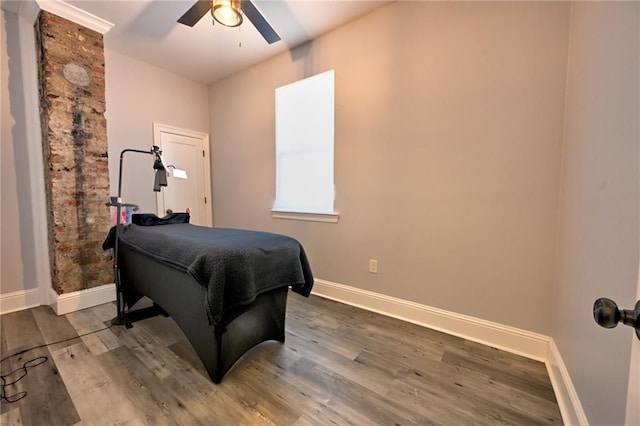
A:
<box><xmin>153</xmin><ymin>123</ymin><xmax>212</xmax><ymax>226</ymax></box>
<box><xmin>627</xmin><ymin>28</ymin><xmax>640</xmax><ymax>421</ymax></box>
<box><xmin>626</xmin><ymin>81</ymin><xmax>640</xmax><ymax>423</ymax></box>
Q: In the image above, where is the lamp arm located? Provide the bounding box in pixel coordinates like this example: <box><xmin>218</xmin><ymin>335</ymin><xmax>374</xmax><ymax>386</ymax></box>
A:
<box><xmin>117</xmin><ymin>148</ymin><xmax>154</xmax><ymax>198</ymax></box>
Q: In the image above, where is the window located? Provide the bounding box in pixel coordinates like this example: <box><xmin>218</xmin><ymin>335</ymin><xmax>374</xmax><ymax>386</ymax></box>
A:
<box><xmin>273</xmin><ymin>70</ymin><xmax>337</xmax><ymax>222</ymax></box>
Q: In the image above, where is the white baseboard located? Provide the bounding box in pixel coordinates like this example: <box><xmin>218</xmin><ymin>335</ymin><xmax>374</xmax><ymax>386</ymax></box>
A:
<box><xmin>311</xmin><ymin>279</ymin><xmax>590</xmax><ymax>425</ymax></box>
<box><xmin>50</xmin><ymin>283</ymin><xmax>116</xmax><ymax>316</ymax></box>
<box><xmin>312</xmin><ymin>279</ymin><xmax>550</xmax><ymax>362</ymax></box>
<box><xmin>546</xmin><ymin>339</ymin><xmax>588</xmax><ymax>426</ymax></box>
<box><xmin>0</xmin><ymin>288</ymin><xmax>41</xmax><ymax>314</ymax></box>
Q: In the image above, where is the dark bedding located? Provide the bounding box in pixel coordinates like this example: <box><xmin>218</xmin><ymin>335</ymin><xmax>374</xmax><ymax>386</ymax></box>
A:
<box><xmin>114</xmin><ymin>224</ymin><xmax>313</xmax><ymax>325</ymax></box>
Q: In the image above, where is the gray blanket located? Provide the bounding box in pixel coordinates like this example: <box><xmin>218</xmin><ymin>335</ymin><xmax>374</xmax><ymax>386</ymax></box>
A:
<box><xmin>117</xmin><ymin>224</ymin><xmax>314</xmax><ymax>325</ymax></box>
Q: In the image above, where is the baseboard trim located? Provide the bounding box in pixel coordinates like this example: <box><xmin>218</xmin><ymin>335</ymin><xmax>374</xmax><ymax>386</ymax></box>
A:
<box><xmin>311</xmin><ymin>279</ymin><xmax>591</xmax><ymax>425</ymax></box>
<box><xmin>0</xmin><ymin>288</ymin><xmax>41</xmax><ymax>315</ymax></box>
<box><xmin>312</xmin><ymin>279</ymin><xmax>550</xmax><ymax>362</ymax></box>
<box><xmin>546</xmin><ymin>339</ymin><xmax>588</xmax><ymax>426</ymax></box>
<box><xmin>50</xmin><ymin>283</ymin><xmax>116</xmax><ymax>316</ymax></box>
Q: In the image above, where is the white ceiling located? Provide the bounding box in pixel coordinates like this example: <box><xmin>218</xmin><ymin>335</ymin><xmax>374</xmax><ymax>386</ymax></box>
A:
<box><xmin>62</xmin><ymin>0</ymin><xmax>391</xmax><ymax>85</ymax></box>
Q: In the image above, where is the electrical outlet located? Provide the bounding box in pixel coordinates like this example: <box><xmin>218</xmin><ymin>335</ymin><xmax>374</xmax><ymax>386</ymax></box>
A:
<box><xmin>369</xmin><ymin>259</ymin><xmax>378</xmax><ymax>274</ymax></box>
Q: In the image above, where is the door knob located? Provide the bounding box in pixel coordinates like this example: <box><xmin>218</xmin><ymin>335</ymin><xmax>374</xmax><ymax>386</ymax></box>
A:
<box><xmin>593</xmin><ymin>298</ymin><xmax>640</xmax><ymax>340</ymax></box>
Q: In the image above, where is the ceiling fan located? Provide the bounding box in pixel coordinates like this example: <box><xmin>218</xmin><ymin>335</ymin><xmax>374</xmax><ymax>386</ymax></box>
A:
<box><xmin>178</xmin><ymin>0</ymin><xmax>281</xmax><ymax>44</ymax></box>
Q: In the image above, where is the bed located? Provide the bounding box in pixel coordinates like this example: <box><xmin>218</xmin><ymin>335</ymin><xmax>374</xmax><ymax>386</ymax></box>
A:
<box><xmin>104</xmin><ymin>219</ymin><xmax>314</xmax><ymax>383</ymax></box>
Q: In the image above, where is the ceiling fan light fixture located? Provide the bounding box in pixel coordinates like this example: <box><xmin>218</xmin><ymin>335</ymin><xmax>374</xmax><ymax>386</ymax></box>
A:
<box><xmin>212</xmin><ymin>0</ymin><xmax>243</xmax><ymax>27</ymax></box>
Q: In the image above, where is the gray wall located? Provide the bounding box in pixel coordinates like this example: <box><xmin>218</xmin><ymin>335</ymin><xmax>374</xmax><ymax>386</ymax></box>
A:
<box><xmin>104</xmin><ymin>49</ymin><xmax>209</xmax><ymax>213</ymax></box>
<box><xmin>1</xmin><ymin>9</ymin><xmax>25</xmax><ymax>294</ymax></box>
<box><xmin>209</xmin><ymin>1</ymin><xmax>570</xmax><ymax>334</ymax></box>
<box><xmin>552</xmin><ymin>3</ymin><xmax>639</xmax><ymax>425</ymax></box>
<box><xmin>1</xmin><ymin>9</ymin><xmax>38</xmax><ymax>295</ymax></box>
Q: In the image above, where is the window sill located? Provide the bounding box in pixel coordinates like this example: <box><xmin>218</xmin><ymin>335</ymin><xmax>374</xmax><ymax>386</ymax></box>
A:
<box><xmin>271</xmin><ymin>210</ymin><xmax>339</xmax><ymax>223</ymax></box>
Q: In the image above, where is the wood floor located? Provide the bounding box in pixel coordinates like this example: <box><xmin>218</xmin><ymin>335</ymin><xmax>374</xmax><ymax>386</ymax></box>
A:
<box><xmin>1</xmin><ymin>293</ymin><xmax>562</xmax><ymax>425</ymax></box>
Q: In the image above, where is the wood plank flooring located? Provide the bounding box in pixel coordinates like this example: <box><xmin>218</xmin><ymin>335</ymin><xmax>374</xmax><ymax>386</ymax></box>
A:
<box><xmin>0</xmin><ymin>294</ymin><xmax>562</xmax><ymax>425</ymax></box>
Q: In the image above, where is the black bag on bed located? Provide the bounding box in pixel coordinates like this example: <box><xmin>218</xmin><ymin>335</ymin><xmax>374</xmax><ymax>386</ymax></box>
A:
<box><xmin>132</xmin><ymin>212</ymin><xmax>190</xmax><ymax>226</ymax></box>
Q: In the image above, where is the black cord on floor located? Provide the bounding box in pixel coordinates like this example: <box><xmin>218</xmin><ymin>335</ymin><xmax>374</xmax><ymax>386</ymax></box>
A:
<box><xmin>1</xmin><ymin>357</ymin><xmax>48</xmax><ymax>403</ymax></box>
<box><xmin>0</xmin><ymin>323</ymin><xmax>114</xmax><ymax>403</ymax></box>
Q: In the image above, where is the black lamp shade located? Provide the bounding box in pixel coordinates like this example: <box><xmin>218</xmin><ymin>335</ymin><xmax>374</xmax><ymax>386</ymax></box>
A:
<box><xmin>153</xmin><ymin>158</ymin><xmax>168</xmax><ymax>192</ymax></box>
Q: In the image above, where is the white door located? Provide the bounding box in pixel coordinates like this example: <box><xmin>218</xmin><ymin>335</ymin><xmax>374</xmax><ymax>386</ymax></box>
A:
<box><xmin>154</xmin><ymin>124</ymin><xmax>212</xmax><ymax>226</ymax></box>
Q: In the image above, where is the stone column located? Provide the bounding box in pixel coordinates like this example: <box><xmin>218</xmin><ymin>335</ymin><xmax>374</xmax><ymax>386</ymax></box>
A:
<box><xmin>36</xmin><ymin>11</ymin><xmax>112</xmax><ymax>294</ymax></box>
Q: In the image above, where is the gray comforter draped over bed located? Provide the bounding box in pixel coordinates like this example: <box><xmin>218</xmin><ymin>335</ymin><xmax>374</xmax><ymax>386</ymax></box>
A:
<box><xmin>115</xmin><ymin>224</ymin><xmax>314</xmax><ymax>325</ymax></box>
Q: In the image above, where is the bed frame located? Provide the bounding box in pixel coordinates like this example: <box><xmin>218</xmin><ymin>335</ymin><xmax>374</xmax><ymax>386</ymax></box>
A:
<box><xmin>117</xmin><ymin>243</ymin><xmax>289</xmax><ymax>383</ymax></box>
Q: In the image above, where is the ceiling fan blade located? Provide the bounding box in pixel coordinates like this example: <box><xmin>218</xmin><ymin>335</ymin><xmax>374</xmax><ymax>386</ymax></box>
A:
<box><xmin>242</xmin><ymin>0</ymin><xmax>281</xmax><ymax>44</ymax></box>
<box><xmin>178</xmin><ymin>0</ymin><xmax>211</xmax><ymax>27</ymax></box>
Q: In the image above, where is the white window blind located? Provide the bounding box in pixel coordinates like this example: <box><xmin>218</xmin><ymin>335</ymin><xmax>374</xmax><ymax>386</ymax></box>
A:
<box><xmin>273</xmin><ymin>70</ymin><xmax>335</xmax><ymax>215</ymax></box>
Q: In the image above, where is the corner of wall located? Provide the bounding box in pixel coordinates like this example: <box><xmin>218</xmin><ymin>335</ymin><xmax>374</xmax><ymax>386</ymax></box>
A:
<box><xmin>312</xmin><ymin>279</ymin><xmax>550</xmax><ymax>361</ymax></box>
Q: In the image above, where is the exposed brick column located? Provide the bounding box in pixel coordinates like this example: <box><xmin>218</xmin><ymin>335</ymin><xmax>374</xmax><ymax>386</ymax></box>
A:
<box><xmin>36</xmin><ymin>11</ymin><xmax>112</xmax><ymax>294</ymax></box>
